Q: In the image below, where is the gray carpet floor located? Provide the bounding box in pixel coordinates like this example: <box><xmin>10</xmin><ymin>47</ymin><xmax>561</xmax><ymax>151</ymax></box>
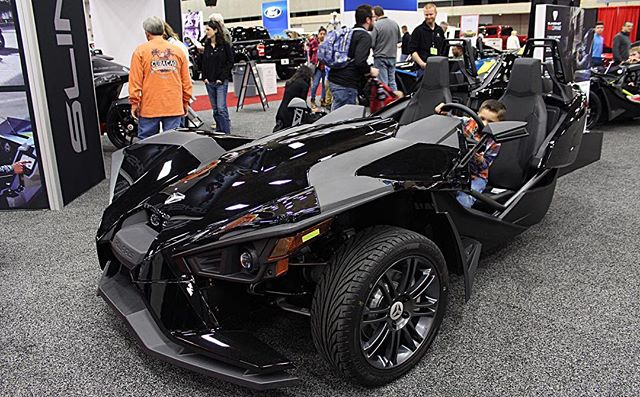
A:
<box><xmin>1</xmin><ymin>110</ymin><xmax>639</xmax><ymax>396</ymax></box>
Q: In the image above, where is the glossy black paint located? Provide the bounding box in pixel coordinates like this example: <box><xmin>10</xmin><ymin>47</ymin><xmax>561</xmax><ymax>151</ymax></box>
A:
<box><xmin>98</xmin><ymin>144</ymin><xmax>200</xmax><ymax>238</ymax></box>
<box><xmin>589</xmin><ymin>68</ymin><xmax>640</xmax><ymax>125</ymax></box>
<box><xmin>142</xmin><ymin>118</ymin><xmax>397</xmax><ymax>248</ymax></box>
<box><xmin>96</xmin><ymin>41</ymin><xmax>597</xmax><ymax>388</ymax></box>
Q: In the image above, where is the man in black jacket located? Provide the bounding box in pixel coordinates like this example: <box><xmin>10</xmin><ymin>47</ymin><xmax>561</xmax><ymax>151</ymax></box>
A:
<box><xmin>408</xmin><ymin>3</ymin><xmax>445</xmax><ymax>79</ymax></box>
<box><xmin>613</xmin><ymin>21</ymin><xmax>634</xmax><ymax>64</ymax></box>
<box><xmin>400</xmin><ymin>25</ymin><xmax>411</xmax><ymax>61</ymax></box>
<box><xmin>328</xmin><ymin>4</ymin><xmax>379</xmax><ymax>111</ymax></box>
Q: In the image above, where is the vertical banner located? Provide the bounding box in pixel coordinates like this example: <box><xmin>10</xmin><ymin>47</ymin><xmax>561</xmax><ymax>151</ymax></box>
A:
<box><xmin>164</xmin><ymin>0</ymin><xmax>182</xmax><ymax>39</ymax></box>
<box><xmin>183</xmin><ymin>11</ymin><xmax>203</xmax><ymax>42</ymax></box>
<box><xmin>534</xmin><ymin>4</ymin><xmax>590</xmax><ymax>93</ymax></box>
<box><xmin>262</xmin><ymin>0</ymin><xmax>289</xmax><ymax>39</ymax></box>
<box><xmin>31</xmin><ymin>0</ymin><xmax>104</xmax><ymax>205</ymax></box>
<box><xmin>0</xmin><ymin>0</ymin><xmax>48</xmax><ymax>210</ymax></box>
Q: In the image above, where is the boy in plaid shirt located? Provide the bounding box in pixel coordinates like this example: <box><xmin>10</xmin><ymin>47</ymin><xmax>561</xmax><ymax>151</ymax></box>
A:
<box><xmin>437</xmin><ymin>99</ymin><xmax>505</xmax><ymax>208</ymax></box>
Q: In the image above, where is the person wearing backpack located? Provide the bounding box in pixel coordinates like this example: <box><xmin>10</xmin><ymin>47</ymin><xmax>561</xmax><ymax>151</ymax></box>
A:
<box><xmin>323</xmin><ymin>4</ymin><xmax>379</xmax><ymax>111</ymax></box>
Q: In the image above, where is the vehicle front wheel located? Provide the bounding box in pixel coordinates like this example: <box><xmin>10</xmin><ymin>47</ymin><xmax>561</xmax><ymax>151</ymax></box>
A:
<box><xmin>310</xmin><ymin>226</ymin><xmax>449</xmax><ymax>386</ymax></box>
<box><xmin>587</xmin><ymin>92</ymin><xmax>603</xmax><ymax>130</ymax></box>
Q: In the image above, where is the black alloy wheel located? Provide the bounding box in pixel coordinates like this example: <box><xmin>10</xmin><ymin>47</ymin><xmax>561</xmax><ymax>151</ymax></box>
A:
<box><xmin>360</xmin><ymin>255</ymin><xmax>441</xmax><ymax>370</ymax></box>
<box><xmin>311</xmin><ymin>226</ymin><xmax>449</xmax><ymax>386</ymax></box>
<box><xmin>587</xmin><ymin>91</ymin><xmax>602</xmax><ymax>130</ymax></box>
<box><xmin>106</xmin><ymin>103</ymin><xmax>138</xmax><ymax>149</ymax></box>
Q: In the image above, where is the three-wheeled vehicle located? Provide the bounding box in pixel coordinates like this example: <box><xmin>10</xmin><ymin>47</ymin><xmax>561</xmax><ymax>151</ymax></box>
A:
<box><xmin>587</xmin><ymin>63</ymin><xmax>640</xmax><ymax>129</ymax></box>
<box><xmin>96</xmin><ymin>39</ymin><xmax>595</xmax><ymax>390</ymax></box>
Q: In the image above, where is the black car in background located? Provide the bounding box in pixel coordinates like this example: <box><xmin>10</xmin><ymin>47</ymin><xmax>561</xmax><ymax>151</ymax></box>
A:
<box><xmin>587</xmin><ymin>63</ymin><xmax>640</xmax><ymax>129</ymax></box>
<box><xmin>231</xmin><ymin>26</ymin><xmax>305</xmax><ymax>80</ymax></box>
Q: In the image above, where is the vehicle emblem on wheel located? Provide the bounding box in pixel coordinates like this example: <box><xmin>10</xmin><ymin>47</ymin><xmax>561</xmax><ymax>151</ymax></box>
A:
<box><xmin>389</xmin><ymin>301</ymin><xmax>404</xmax><ymax>321</ymax></box>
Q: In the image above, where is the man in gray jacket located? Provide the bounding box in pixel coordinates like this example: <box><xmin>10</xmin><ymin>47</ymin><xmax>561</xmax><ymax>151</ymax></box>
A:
<box><xmin>613</xmin><ymin>21</ymin><xmax>633</xmax><ymax>64</ymax></box>
<box><xmin>371</xmin><ymin>6</ymin><xmax>401</xmax><ymax>91</ymax></box>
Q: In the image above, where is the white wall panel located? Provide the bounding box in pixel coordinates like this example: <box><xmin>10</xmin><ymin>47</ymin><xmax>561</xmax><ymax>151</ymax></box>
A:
<box><xmin>91</xmin><ymin>0</ymin><xmax>165</xmax><ymax>65</ymax></box>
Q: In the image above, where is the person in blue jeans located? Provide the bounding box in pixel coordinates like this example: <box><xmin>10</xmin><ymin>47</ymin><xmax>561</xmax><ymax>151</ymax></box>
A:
<box><xmin>202</xmin><ymin>20</ymin><xmax>233</xmax><ymax>133</ymax></box>
<box><xmin>371</xmin><ymin>6</ymin><xmax>401</xmax><ymax>91</ymax></box>
<box><xmin>138</xmin><ymin>117</ymin><xmax>183</xmax><ymax>139</ymax></box>
<box><xmin>328</xmin><ymin>5</ymin><xmax>379</xmax><ymax>111</ymax></box>
<box><xmin>309</xmin><ymin>27</ymin><xmax>327</xmax><ymax>109</ymax></box>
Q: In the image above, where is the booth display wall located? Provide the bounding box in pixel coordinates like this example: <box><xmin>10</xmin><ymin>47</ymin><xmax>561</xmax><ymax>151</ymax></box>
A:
<box><xmin>90</xmin><ymin>0</ymin><xmax>166</xmax><ymax>66</ymax></box>
<box><xmin>341</xmin><ymin>0</ymin><xmax>425</xmax><ymax>46</ymax></box>
<box><xmin>0</xmin><ymin>0</ymin><xmax>48</xmax><ymax>210</ymax></box>
<box><xmin>31</xmin><ymin>0</ymin><xmax>105</xmax><ymax>206</ymax></box>
<box><xmin>597</xmin><ymin>6</ymin><xmax>640</xmax><ymax>46</ymax></box>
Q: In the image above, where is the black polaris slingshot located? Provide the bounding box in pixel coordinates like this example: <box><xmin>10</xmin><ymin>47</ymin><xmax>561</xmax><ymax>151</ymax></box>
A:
<box><xmin>96</xmin><ymin>40</ymin><xmax>596</xmax><ymax>390</ymax></box>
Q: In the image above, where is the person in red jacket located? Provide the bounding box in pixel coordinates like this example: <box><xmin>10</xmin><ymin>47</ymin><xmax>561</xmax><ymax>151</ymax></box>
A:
<box><xmin>308</xmin><ymin>27</ymin><xmax>327</xmax><ymax>110</ymax></box>
<box><xmin>129</xmin><ymin>16</ymin><xmax>192</xmax><ymax>139</ymax></box>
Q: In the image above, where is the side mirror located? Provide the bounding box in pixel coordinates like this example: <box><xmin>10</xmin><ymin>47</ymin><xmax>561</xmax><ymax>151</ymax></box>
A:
<box><xmin>482</xmin><ymin>121</ymin><xmax>528</xmax><ymax>143</ymax></box>
<box><xmin>288</xmin><ymin>97</ymin><xmax>309</xmax><ymax>110</ymax></box>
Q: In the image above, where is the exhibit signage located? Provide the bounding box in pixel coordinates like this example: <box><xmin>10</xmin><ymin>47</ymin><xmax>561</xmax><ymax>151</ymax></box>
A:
<box><xmin>460</xmin><ymin>14</ymin><xmax>480</xmax><ymax>36</ymax></box>
<box><xmin>183</xmin><ymin>11</ymin><xmax>203</xmax><ymax>42</ymax></box>
<box><xmin>0</xmin><ymin>0</ymin><xmax>48</xmax><ymax>210</ymax></box>
<box><xmin>534</xmin><ymin>4</ymin><xmax>591</xmax><ymax>91</ymax></box>
<box><xmin>237</xmin><ymin>61</ymin><xmax>269</xmax><ymax>112</ymax></box>
<box><xmin>262</xmin><ymin>0</ymin><xmax>289</xmax><ymax>39</ymax></box>
<box><xmin>31</xmin><ymin>0</ymin><xmax>104</xmax><ymax>205</ymax></box>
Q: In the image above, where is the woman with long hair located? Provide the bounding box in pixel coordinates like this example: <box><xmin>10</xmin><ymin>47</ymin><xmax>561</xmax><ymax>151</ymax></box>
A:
<box><xmin>202</xmin><ymin>20</ymin><xmax>233</xmax><ymax>134</ymax></box>
<box><xmin>274</xmin><ymin>65</ymin><xmax>314</xmax><ymax>131</ymax></box>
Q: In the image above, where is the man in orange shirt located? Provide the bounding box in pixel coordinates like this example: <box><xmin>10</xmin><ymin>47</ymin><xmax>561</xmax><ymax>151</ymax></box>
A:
<box><xmin>129</xmin><ymin>16</ymin><xmax>192</xmax><ymax>139</ymax></box>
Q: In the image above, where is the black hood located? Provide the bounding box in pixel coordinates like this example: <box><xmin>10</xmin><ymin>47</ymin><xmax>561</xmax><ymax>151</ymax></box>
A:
<box><xmin>142</xmin><ymin>118</ymin><xmax>398</xmax><ymax>243</ymax></box>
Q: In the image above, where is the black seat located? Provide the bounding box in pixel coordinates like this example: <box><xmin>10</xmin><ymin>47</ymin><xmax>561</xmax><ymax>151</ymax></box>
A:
<box><xmin>489</xmin><ymin>58</ymin><xmax>548</xmax><ymax>190</ymax></box>
<box><xmin>399</xmin><ymin>56</ymin><xmax>452</xmax><ymax>126</ymax></box>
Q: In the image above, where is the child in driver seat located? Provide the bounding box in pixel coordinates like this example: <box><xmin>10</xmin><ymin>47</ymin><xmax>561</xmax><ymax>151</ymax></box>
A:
<box><xmin>436</xmin><ymin>99</ymin><xmax>506</xmax><ymax>208</ymax></box>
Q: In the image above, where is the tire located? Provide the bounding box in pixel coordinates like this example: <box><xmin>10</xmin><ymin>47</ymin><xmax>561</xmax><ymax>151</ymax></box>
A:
<box><xmin>190</xmin><ymin>66</ymin><xmax>200</xmax><ymax>81</ymax></box>
<box><xmin>310</xmin><ymin>226</ymin><xmax>449</xmax><ymax>386</ymax></box>
<box><xmin>106</xmin><ymin>103</ymin><xmax>138</xmax><ymax>149</ymax></box>
<box><xmin>587</xmin><ymin>91</ymin><xmax>603</xmax><ymax>130</ymax></box>
<box><xmin>277</xmin><ymin>66</ymin><xmax>295</xmax><ymax>81</ymax></box>
<box><xmin>0</xmin><ymin>34</ymin><xmax>5</xmax><ymax>49</ymax></box>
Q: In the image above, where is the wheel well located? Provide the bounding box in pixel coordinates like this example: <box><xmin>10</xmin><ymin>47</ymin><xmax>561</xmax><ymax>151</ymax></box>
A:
<box><xmin>331</xmin><ymin>191</ymin><xmax>464</xmax><ymax>275</ymax></box>
<box><xmin>592</xmin><ymin>86</ymin><xmax>609</xmax><ymax>122</ymax></box>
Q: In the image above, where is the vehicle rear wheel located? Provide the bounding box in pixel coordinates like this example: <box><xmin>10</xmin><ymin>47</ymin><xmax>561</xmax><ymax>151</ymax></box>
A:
<box><xmin>587</xmin><ymin>92</ymin><xmax>602</xmax><ymax>130</ymax></box>
<box><xmin>276</xmin><ymin>66</ymin><xmax>295</xmax><ymax>81</ymax></box>
<box><xmin>0</xmin><ymin>34</ymin><xmax>5</xmax><ymax>49</ymax></box>
<box><xmin>106</xmin><ymin>102</ymin><xmax>138</xmax><ymax>149</ymax></box>
<box><xmin>310</xmin><ymin>226</ymin><xmax>449</xmax><ymax>386</ymax></box>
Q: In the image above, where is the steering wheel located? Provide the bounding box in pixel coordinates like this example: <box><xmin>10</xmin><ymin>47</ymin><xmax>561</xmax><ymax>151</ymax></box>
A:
<box><xmin>440</xmin><ymin>103</ymin><xmax>486</xmax><ymax>134</ymax></box>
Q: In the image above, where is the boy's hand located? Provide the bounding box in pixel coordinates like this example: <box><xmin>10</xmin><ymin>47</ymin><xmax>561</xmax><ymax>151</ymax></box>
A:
<box><xmin>473</xmin><ymin>152</ymin><xmax>485</xmax><ymax>164</ymax></box>
<box><xmin>434</xmin><ymin>103</ymin><xmax>446</xmax><ymax>114</ymax></box>
<box><xmin>12</xmin><ymin>161</ymin><xmax>28</xmax><ymax>175</ymax></box>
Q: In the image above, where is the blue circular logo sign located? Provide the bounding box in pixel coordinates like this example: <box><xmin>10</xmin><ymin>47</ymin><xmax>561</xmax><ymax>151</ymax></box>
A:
<box><xmin>264</xmin><ymin>6</ymin><xmax>282</xmax><ymax>19</ymax></box>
